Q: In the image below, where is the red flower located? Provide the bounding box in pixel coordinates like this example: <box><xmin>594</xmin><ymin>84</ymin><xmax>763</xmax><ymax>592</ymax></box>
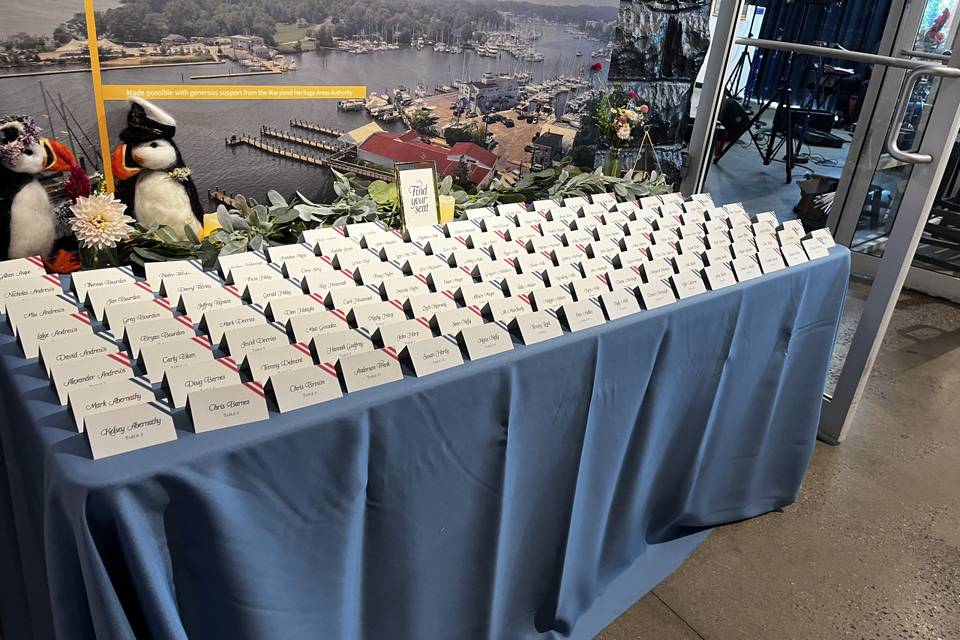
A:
<box><xmin>591</xmin><ymin>62</ymin><xmax>602</xmax><ymax>72</ymax></box>
<box><xmin>627</xmin><ymin>90</ymin><xmax>638</xmax><ymax>100</ymax></box>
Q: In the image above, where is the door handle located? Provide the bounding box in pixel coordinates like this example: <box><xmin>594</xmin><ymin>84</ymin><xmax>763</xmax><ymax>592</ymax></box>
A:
<box><xmin>886</xmin><ymin>64</ymin><xmax>960</xmax><ymax>165</ymax></box>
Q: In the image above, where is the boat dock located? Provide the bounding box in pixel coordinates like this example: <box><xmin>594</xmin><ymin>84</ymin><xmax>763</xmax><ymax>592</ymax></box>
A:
<box><xmin>260</xmin><ymin>127</ymin><xmax>348</xmax><ymax>153</ymax></box>
<box><xmin>191</xmin><ymin>70</ymin><xmax>280</xmax><ymax>79</ymax></box>
<box><xmin>225</xmin><ymin>134</ymin><xmax>393</xmax><ymax>181</ymax></box>
<box><xmin>290</xmin><ymin>119</ymin><xmax>344</xmax><ymax>138</ymax></box>
<box><xmin>207</xmin><ymin>189</ymin><xmax>237</xmax><ymax>208</ymax></box>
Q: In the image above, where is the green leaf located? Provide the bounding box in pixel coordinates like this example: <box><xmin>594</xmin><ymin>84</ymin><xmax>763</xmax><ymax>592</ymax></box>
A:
<box><xmin>217</xmin><ymin>209</ymin><xmax>235</xmax><ymax>233</ymax></box>
<box><xmin>368</xmin><ymin>180</ymin><xmax>398</xmax><ymax>206</ymax></box>
<box><xmin>184</xmin><ymin>224</ymin><xmax>201</xmax><ymax>245</ymax></box>
<box><xmin>266</xmin><ymin>190</ymin><xmax>287</xmax><ymax>207</ymax></box>
<box><xmin>132</xmin><ymin>246</ymin><xmax>169</xmax><ymax>262</ymax></box>
<box><xmin>232</xmin><ymin>216</ymin><xmax>251</xmax><ymax>232</ymax></box>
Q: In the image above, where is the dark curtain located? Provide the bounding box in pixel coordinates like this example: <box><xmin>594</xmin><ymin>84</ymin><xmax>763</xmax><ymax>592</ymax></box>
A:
<box><xmin>746</xmin><ymin>0</ymin><xmax>894</xmax><ymax>104</ymax></box>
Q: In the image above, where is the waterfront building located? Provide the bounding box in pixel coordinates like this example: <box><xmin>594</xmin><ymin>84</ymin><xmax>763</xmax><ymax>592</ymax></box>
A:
<box><xmin>229</xmin><ymin>35</ymin><xmax>265</xmax><ymax>52</ymax></box>
<box><xmin>460</xmin><ymin>76</ymin><xmax>519</xmax><ymax>113</ymax></box>
<box><xmin>358</xmin><ymin>131</ymin><xmax>497</xmax><ymax>187</ymax></box>
<box><xmin>339</xmin><ymin>122</ymin><xmax>386</xmax><ymax>147</ymax></box>
<box><xmin>161</xmin><ymin>34</ymin><xmax>188</xmax><ymax>48</ymax></box>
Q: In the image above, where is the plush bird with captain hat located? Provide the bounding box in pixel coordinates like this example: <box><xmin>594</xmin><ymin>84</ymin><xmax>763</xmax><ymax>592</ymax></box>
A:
<box><xmin>0</xmin><ymin>114</ymin><xmax>77</xmax><ymax>261</ymax></box>
<box><xmin>112</xmin><ymin>97</ymin><xmax>203</xmax><ymax>240</ymax></box>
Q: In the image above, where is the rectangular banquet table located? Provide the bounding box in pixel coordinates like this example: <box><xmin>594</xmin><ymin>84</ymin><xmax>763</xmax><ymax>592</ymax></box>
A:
<box><xmin>0</xmin><ymin>248</ymin><xmax>850</xmax><ymax>640</ymax></box>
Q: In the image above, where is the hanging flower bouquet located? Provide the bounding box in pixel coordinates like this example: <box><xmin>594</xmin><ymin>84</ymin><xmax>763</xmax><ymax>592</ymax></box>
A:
<box><xmin>594</xmin><ymin>85</ymin><xmax>651</xmax><ymax>177</ymax></box>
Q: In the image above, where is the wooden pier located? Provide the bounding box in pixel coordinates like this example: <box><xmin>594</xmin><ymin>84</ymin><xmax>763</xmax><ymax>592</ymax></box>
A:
<box><xmin>207</xmin><ymin>189</ymin><xmax>237</xmax><ymax>208</ymax></box>
<box><xmin>225</xmin><ymin>134</ymin><xmax>394</xmax><ymax>181</ymax></box>
<box><xmin>260</xmin><ymin>126</ymin><xmax>348</xmax><ymax>153</ymax></box>
<box><xmin>289</xmin><ymin>119</ymin><xmax>345</xmax><ymax>138</ymax></box>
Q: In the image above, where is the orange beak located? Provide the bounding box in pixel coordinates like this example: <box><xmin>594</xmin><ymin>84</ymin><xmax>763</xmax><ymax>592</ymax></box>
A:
<box><xmin>112</xmin><ymin>144</ymin><xmax>141</xmax><ymax>181</ymax></box>
<box><xmin>41</xmin><ymin>138</ymin><xmax>76</xmax><ymax>172</ymax></box>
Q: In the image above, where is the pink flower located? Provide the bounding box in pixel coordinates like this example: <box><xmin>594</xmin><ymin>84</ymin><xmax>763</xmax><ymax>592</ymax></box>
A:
<box><xmin>592</xmin><ymin>62</ymin><xmax>603</xmax><ymax>72</ymax></box>
<box><xmin>639</xmin><ymin>104</ymin><xmax>649</xmax><ymax>114</ymax></box>
<box><xmin>627</xmin><ymin>90</ymin><xmax>639</xmax><ymax>101</ymax></box>
<box><xmin>619</xmin><ymin>115</ymin><xmax>628</xmax><ymax>124</ymax></box>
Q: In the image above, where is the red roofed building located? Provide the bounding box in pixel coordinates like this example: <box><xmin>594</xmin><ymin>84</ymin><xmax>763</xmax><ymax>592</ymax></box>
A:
<box><xmin>358</xmin><ymin>131</ymin><xmax>497</xmax><ymax>187</ymax></box>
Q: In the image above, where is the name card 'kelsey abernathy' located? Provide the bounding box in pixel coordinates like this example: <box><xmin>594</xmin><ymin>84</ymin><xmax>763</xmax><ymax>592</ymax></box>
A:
<box><xmin>85</xmin><ymin>403</ymin><xmax>177</xmax><ymax>460</ymax></box>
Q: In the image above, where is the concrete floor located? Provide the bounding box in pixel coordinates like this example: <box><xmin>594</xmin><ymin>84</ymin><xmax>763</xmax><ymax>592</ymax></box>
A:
<box><xmin>598</xmin><ymin>286</ymin><xmax>960</xmax><ymax>639</ymax></box>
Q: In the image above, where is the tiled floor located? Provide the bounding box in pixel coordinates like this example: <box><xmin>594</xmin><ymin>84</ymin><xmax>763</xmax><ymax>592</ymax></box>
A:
<box><xmin>598</xmin><ymin>287</ymin><xmax>960</xmax><ymax>639</ymax></box>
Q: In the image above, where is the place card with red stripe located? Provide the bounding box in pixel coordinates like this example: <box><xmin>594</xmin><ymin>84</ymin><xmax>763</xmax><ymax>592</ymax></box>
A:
<box><xmin>336</xmin><ymin>348</ymin><xmax>403</xmax><ymax>392</ymax></box>
<box><xmin>0</xmin><ymin>255</ymin><xmax>46</xmax><ymax>282</ymax></box>
<box><xmin>160</xmin><ymin>273</ymin><xmax>220</xmax><ymax>307</ymax></box>
<box><xmin>263</xmin><ymin>294</ymin><xmax>325</xmax><ymax>324</ymax></box>
<box><xmin>464</xmin><ymin>207</ymin><xmax>496</xmax><ymax>221</ymax></box>
<box><xmin>757</xmin><ymin>249</ymin><xmax>786</xmax><ymax>274</ymax></box>
<box><xmin>671</xmin><ymin>270</ymin><xmax>708</xmax><ymax>300</ymax></box>
<box><xmin>301</xmin><ymin>226</ymin><xmax>345</xmax><ymax>246</ymax></box>
<box><xmin>472</xmin><ymin>259</ymin><xmax>516</xmax><ymax>282</ymax></box>
<box><xmin>138</xmin><ymin>335</ymin><xmax>215</xmax><ymax>383</ymax></box>
<box><xmin>49</xmin><ymin>351</ymin><xmax>134</xmax><ymax>405</ymax></box>
<box><xmin>199</xmin><ymin>305</ymin><xmax>264</xmax><ymax>344</ymax></box>
<box><xmin>347</xmin><ymin>301</ymin><xmax>408</xmax><ymax>331</ymax></box>
<box><xmin>264</xmin><ymin>243</ymin><xmax>314</xmax><ymax>266</ymax></box>
<box><xmin>324</xmin><ymin>284</ymin><xmax>380</xmax><ymax>310</ymax></box>
<box><xmin>162</xmin><ymin>357</ymin><xmax>241</xmax><ymax>408</ymax></box>
<box><xmin>18</xmin><ymin>310</ymin><xmax>94</xmax><ymax>359</ymax></box>
<box><xmin>242</xmin><ymin>278</ymin><xmax>302</xmax><ymax>306</ymax></box>
<box><xmin>70</xmin><ymin>267</ymin><xmax>135</xmax><ymax>302</ymax></box>
<box><xmin>456</xmin><ymin>323</ymin><xmax>513</xmax><ymax>361</ymax></box>
<box><xmin>187</xmin><ymin>382</ymin><xmax>269</xmax><ymax>433</ymax></box>
<box><xmin>313</xmin><ymin>236</ymin><xmax>360</xmax><ymax>257</ymax></box>
<box><xmin>481</xmin><ymin>296</ymin><xmax>530</xmax><ymax>325</ymax></box>
<box><xmin>780</xmin><ymin>242</ymin><xmax>809</xmax><ymax>267</ymax></box>
<box><xmin>380</xmin><ymin>242</ymin><xmax>424</xmax><ymax>264</ymax></box>
<box><xmin>124</xmin><ymin>317</ymin><xmax>195</xmax><ymax>358</ymax></box>
<box><xmin>266</xmin><ymin>361</ymin><xmax>342</xmax><ymax>413</ymax></box>
<box><xmin>379</xmin><ymin>276</ymin><xmax>429</xmax><ymax>301</ymax></box>
<box><xmin>426</xmin><ymin>267</ymin><xmax>473</xmax><ymax>293</ymax></box>
<box><xmin>103</xmin><ymin>298</ymin><xmax>172</xmax><ymax>336</ymax></box>
<box><xmin>310</xmin><ymin>329</ymin><xmax>373</xmax><ymax>364</ymax></box>
<box><xmin>301</xmin><ymin>270</ymin><xmax>356</xmax><ymax>298</ymax></box>
<box><xmin>454</xmin><ymin>282</ymin><xmax>504</xmax><ymax>308</ymax></box>
<box><xmin>0</xmin><ymin>273</ymin><xmax>63</xmax><ymax>314</ymax></box>
<box><xmin>216</xmin><ymin>252</ymin><xmax>266</xmax><ymax>279</ymax></box>
<box><xmin>732</xmin><ymin>256</ymin><xmax>763</xmax><ymax>282</ymax></box>
<box><xmin>85</xmin><ymin>401</ymin><xmax>177</xmax><ymax>459</ymax></box>
<box><xmin>403</xmin><ymin>292</ymin><xmax>457</xmax><ymax>318</ymax></box>
<box><xmin>558</xmin><ymin>300</ymin><xmax>606</xmax><ymax>332</ymax></box>
<box><xmin>286</xmin><ymin>309</ymin><xmax>349</xmax><ymax>344</ymax></box>
<box><xmin>353</xmin><ymin>262</ymin><xmax>403</xmax><ymax>287</ymax></box>
<box><xmin>241</xmin><ymin>343</ymin><xmax>313</xmax><ymax>384</ymax></box>
<box><xmin>228</xmin><ymin>262</ymin><xmax>282</xmax><ymax>289</ymax></box>
<box><xmin>38</xmin><ymin>330</ymin><xmax>115</xmax><ymax>375</ymax></box>
<box><xmin>527</xmin><ymin>286</ymin><xmax>573</xmax><ymax>312</ymax></box>
<box><xmin>509</xmin><ymin>310</ymin><xmax>563</xmax><ymax>345</ymax></box>
<box><xmin>220</xmin><ymin>323</ymin><xmax>288</xmax><ymax>361</ymax></box>
<box><xmin>281</xmin><ymin>255</ymin><xmax>333</xmax><ymax>280</ymax></box>
<box><xmin>373</xmin><ymin>318</ymin><xmax>435</xmax><ymax>351</ymax></box>
<box><xmin>85</xmin><ymin>282</ymin><xmax>155</xmax><ymax>321</ymax></box>
<box><xmin>636</xmin><ymin>281</ymin><xmax>677</xmax><ymax>310</ymax></box>
<box><xmin>401</xmin><ymin>336</ymin><xmax>464</xmax><ymax>376</ymax></box>
<box><xmin>5</xmin><ymin>294</ymin><xmax>77</xmax><ymax>336</ymax></box>
<box><xmin>143</xmin><ymin>260</ymin><xmax>202</xmax><ymax>291</ymax></box>
<box><xmin>599</xmin><ymin>289</ymin><xmax>641</xmax><ymax>321</ymax></box>
<box><xmin>568</xmin><ymin>276</ymin><xmax>609</xmax><ymax>302</ymax></box>
<box><xmin>69</xmin><ymin>377</ymin><xmax>154</xmax><ymax>432</ymax></box>
<box><xmin>606</xmin><ymin>269</ymin><xmax>643</xmax><ymax>291</ymax></box>
<box><xmin>430</xmin><ymin>307</ymin><xmax>482</xmax><ymax>336</ymax></box>
<box><xmin>179</xmin><ymin>287</ymin><xmax>241</xmax><ymax>320</ymax></box>
<box><xmin>802</xmin><ymin>238</ymin><xmax>830</xmax><ymax>260</ymax></box>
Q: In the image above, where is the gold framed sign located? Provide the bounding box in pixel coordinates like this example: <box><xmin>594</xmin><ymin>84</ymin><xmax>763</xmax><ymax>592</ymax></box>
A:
<box><xmin>396</xmin><ymin>162</ymin><xmax>441</xmax><ymax>229</ymax></box>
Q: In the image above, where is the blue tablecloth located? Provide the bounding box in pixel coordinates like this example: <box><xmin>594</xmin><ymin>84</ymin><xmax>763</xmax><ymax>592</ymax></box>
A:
<box><xmin>0</xmin><ymin>248</ymin><xmax>849</xmax><ymax>640</ymax></box>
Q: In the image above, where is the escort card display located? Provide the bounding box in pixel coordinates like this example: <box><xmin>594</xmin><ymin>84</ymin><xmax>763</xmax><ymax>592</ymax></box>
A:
<box><xmin>0</xmin><ymin>193</ymin><xmax>833</xmax><ymax>460</ymax></box>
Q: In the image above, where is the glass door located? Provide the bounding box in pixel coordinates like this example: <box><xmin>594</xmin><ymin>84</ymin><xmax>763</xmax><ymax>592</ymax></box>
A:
<box><xmin>685</xmin><ymin>0</ymin><xmax>960</xmax><ymax>443</ymax></box>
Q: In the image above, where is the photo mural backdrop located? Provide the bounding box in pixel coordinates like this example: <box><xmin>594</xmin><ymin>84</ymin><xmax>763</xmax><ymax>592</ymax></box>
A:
<box><xmin>1</xmin><ymin>0</ymin><xmax>621</xmax><ymax>208</ymax></box>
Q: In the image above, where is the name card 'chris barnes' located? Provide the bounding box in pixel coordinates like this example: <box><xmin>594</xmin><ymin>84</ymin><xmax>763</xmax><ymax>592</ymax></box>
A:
<box><xmin>188</xmin><ymin>383</ymin><xmax>269</xmax><ymax>433</ymax></box>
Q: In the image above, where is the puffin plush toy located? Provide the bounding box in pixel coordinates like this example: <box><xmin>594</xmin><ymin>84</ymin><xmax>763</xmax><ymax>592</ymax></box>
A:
<box><xmin>0</xmin><ymin>115</ymin><xmax>75</xmax><ymax>261</ymax></box>
<box><xmin>112</xmin><ymin>97</ymin><xmax>203</xmax><ymax>240</ymax></box>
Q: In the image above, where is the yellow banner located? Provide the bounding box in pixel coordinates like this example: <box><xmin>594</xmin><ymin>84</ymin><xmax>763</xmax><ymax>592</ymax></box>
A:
<box><xmin>101</xmin><ymin>85</ymin><xmax>367</xmax><ymax>101</ymax></box>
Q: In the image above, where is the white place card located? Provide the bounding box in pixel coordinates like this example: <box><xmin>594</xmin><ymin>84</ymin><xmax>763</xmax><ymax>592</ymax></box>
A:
<box><xmin>85</xmin><ymin>403</ymin><xmax>176</xmax><ymax>460</ymax></box>
<box><xmin>403</xmin><ymin>292</ymin><xmax>456</xmax><ymax>318</ymax></box>
<box><xmin>314</xmin><ymin>236</ymin><xmax>359</xmax><ymax>257</ymax></box>
<box><xmin>266</xmin><ymin>365</ymin><xmax>343</xmax><ymax>413</ymax></box>
<box><xmin>423</xmin><ymin>238</ymin><xmax>461</xmax><ymax>258</ymax></box>
<box><xmin>777</xmin><ymin>229</ymin><xmax>803</xmax><ymax>246</ymax></box>
<box><xmin>636</xmin><ymin>281</ymin><xmax>677</xmax><ymax>310</ymax></box>
<box><xmin>527</xmin><ymin>286</ymin><xmax>572</xmax><ymax>312</ymax></box>
<box><xmin>401</xmin><ymin>337</ymin><xmax>464</xmax><ymax>376</ymax></box>
<box><xmin>19</xmin><ymin>312</ymin><xmax>93</xmax><ymax>359</ymax></box>
<box><xmin>455</xmin><ymin>282</ymin><xmax>504</xmax><ymax>307</ymax></box>
<box><xmin>732</xmin><ymin>256</ymin><xmax>763</xmax><ymax>282</ymax></box>
<box><xmin>39</xmin><ymin>332</ymin><xmax>116</xmax><ymax>375</ymax></box>
<box><xmin>612</xmin><ymin>250</ymin><xmax>647</xmax><ymax>270</ymax></box>
<box><xmin>221</xmin><ymin>323</ymin><xmax>287</xmax><ymax>360</ymax></box>
<box><xmin>444</xmin><ymin>220</ymin><xmax>478</xmax><ymax>237</ymax></box>
<box><xmin>599</xmin><ymin>289</ymin><xmax>641</xmax><ymax>320</ymax></box>
<box><xmin>621</xmin><ymin>233</ymin><xmax>652</xmax><ymax>253</ymax></box>
<box><xmin>50</xmin><ymin>352</ymin><xmax>133</xmax><ymax>405</ymax></box>
<box><xmin>559</xmin><ymin>300</ymin><xmax>605</xmax><ymax>332</ymax></box>
<box><xmin>569</xmin><ymin>277</ymin><xmax>608</xmax><ymax>302</ymax></box>
<box><xmin>546</xmin><ymin>207</ymin><xmax>578</xmax><ymax>223</ymax></box>
<box><xmin>500</xmin><ymin>274</ymin><xmax>542</xmax><ymax>298</ymax></box>
<box><xmin>482</xmin><ymin>296</ymin><xmax>530</xmax><ymax>324</ymax></box>
<box><xmin>509</xmin><ymin>311</ymin><xmax>563</xmax><ymax>345</ymax></box>
<box><xmin>457</xmin><ymin>324</ymin><xmax>513</xmax><ymax>360</ymax></box>
<box><xmin>488</xmin><ymin>241</ymin><xmax>526</xmax><ymax>262</ymax></box>
<box><xmin>562</xmin><ymin>230</ymin><xmax>593</xmax><ymax>247</ymax></box>
<box><xmin>533</xmin><ymin>199</ymin><xmax>561</xmax><ymax>211</ymax></box>
<box><xmin>163</xmin><ymin>358</ymin><xmax>241</xmax><ymax>408</ymax></box>
<box><xmin>504</xmin><ymin>226</ymin><xmax>538</xmax><ymax>243</ymax></box>
<box><xmin>465</xmin><ymin>207</ymin><xmax>496</xmax><ymax>220</ymax></box>
<box><xmin>427</xmin><ymin>268</ymin><xmax>474</xmax><ymax>293</ymax></box>
<box><xmin>498</xmin><ymin>202</ymin><xmax>529</xmax><ymax>216</ymax></box>
<box><xmin>538</xmin><ymin>220</ymin><xmax>569</xmax><ymax>235</ymax></box>
<box><xmin>404</xmin><ymin>225</ymin><xmax>446</xmax><ymax>244</ymax></box>
<box><xmin>125</xmin><ymin>317</ymin><xmax>194</xmax><ymax>358</ymax></box>
<box><xmin>0</xmin><ymin>256</ymin><xmax>45</xmax><ymax>282</ymax></box>
<box><xmin>704</xmin><ymin>247</ymin><xmax>732</xmax><ymax>266</ymax></box>
<box><xmin>754</xmin><ymin>233</ymin><xmax>780</xmax><ymax>252</ymax></box>
<box><xmin>200</xmin><ymin>306</ymin><xmax>265</xmax><ymax>344</ymax></box>
<box><xmin>286</xmin><ymin>310</ymin><xmax>349</xmax><ymax>344</ymax></box>
<box><xmin>265</xmin><ymin>243</ymin><xmax>314</xmax><ymax>265</ymax></box>
<box><xmin>310</xmin><ymin>330</ymin><xmax>372</xmax><ymax>364</ymax></box>
<box><xmin>264</xmin><ymin>294</ymin><xmax>326</xmax><ymax>324</ymax></box>
<box><xmin>139</xmin><ymin>337</ymin><xmax>213</xmax><ymax>384</ymax></box>
<box><xmin>71</xmin><ymin>268</ymin><xmax>134</xmax><ymax>302</ymax></box>
<box><xmin>648</xmin><ymin>244</ymin><xmax>678</xmax><ymax>260</ymax></box>
<box><xmin>809</xmin><ymin>228</ymin><xmax>837</xmax><ymax>248</ymax></box>
<box><xmin>143</xmin><ymin>260</ymin><xmax>200</xmax><ymax>290</ymax></box>
<box><xmin>802</xmin><ymin>238</ymin><xmax>830</xmax><ymax>260</ymax></box>
<box><xmin>242</xmin><ymin>343</ymin><xmax>313</xmax><ymax>384</ymax></box>
<box><xmin>671</xmin><ymin>270</ymin><xmax>707</xmax><ymax>299</ymax></box>
<box><xmin>584</xmin><ymin>241</ymin><xmax>620</xmax><ymax>261</ymax></box>
<box><xmin>673</xmin><ymin>253</ymin><xmax>703</xmax><ymax>274</ymax></box>
<box><xmin>757</xmin><ymin>249</ymin><xmax>786</xmax><ymax>273</ymax></box>
<box><xmin>381</xmin><ymin>243</ymin><xmax>423</xmax><ymax>264</ymax></box>
<box><xmin>430</xmin><ymin>307</ymin><xmax>481</xmax><ymax>335</ymax></box>
<box><xmin>731</xmin><ymin>225</ymin><xmax>754</xmax><ymax>243</ymax></box>
<box><xmin>606</xmin><ymin>269</ymin><xmax>643</xmax><ymax>291</ymax></box>
<box><xmin>343</xmin><ymin>222</ymin><xmax>384</xmax><ymax>239</ymax></box>
<box><xmin>361</xmin><ymin>232</ymin><xmax>404</xmax><ymax>252</ymax></box>
<box><xmin>6</xmin><ymin>295</ymin><xmax>76</xmax><ymax>336</ymax></box>
<box><xmin>642</xmin><ymin>258</ymin><xmax>675</xmax><ymax>283</ymax></box>
<box><xmin>324</xmin><ymin>285</ymin><xmax>380</xmax><ymax>311</ymax></box>
<box><xmin>550</xmin><ymin>246</ymin><xmax>584</xmax><ymax>267</ymax></box>
<box><xmin>515</xmin><ymin>253</ymin><xmax>552</xmax><ymax>275</ymax></box>
<box><xmin>448</xmin><ymin>248</ymin><xmax>490</xmax><ymax>270</ymax></box>
<box><xmin>756</xmin><ymin>212</ymin><xmax>779</xmax><ymax>226</ymax></box>
<box><xmin>380</xmin><ymin>276</ymin><xmax>429</xmax><ymax>301</ymax></box>
<box><xmin>781</xmin><ymin>242</ymin><xmax>809</xmax><ymax>267</ymax></box>
<box><xmin>336</xmin><ymin>349</ymin><xmax>403</xmax><ymax>392</ymax></box>
<box><xmin>70</xmin><ymin>378</ymin><xmax>153</xmax><ymax>432</ymax></box>
<box><xmin>354</xmin><ymin>262</ymin><xmax>403</xmax><ymax>287</ymax></box>
<box><xmin>466</xmin><ymin>231</ymin><xmax>500</xmax><ymax>251</ymax></box>
<box><xmin>479</xmin><ymin>217</ymin><xmax>513</xmax><ymax>234</ymax></box>
<box><xmin>402</xmin><ymin>255</ymin><xmax>446</xmax><ymax>276</ymax></box>
<box><xmin>473</xmin><ymin>260</ymin><xmax>516</xmax><ymax>282</ymax></box>
<box><xmin>301</xmin><ymin>226</ymin><xmax>344</xmax><ymax>245</ymax></box>
<box><xmin>331</xmin><ymin>249</ymin><xmax>380</xmax><ymax>272</ymax></box>
<box><xmin>302</xmin><ymin>270</ymin><xmax>356</xmax><ymax>298</ymax></box>
<box><xmin>180</xmin><ymin>287</ymin><xmax>240</xmax><ymax>320</ymax></box>
<box><xmin>228</xmin><ymin>262</ymin><xmax>282</xmax><ymax>290</ymax></box>
<box><xmin>86</xmin><ymin>283</ymin><xmax>153</xmax><ymax>321</ymax></box>
<box><xmin>704</xmin><ymin>263</ymin><xmax>737</xmax><ymax>290</ymax></box>
<box><xmin>217</xmin><ymin>252</ymin><xmax>266</xmax><ymax>279</ymax></box>
<box><xmin>161</xmin><ymin>273</ymin><xmax>219</xmax><ymax>307</ymax></box>
<box><xmin>678</xmin><ymin>236</ymin><xmax>705</xmax><ymax>255</ymax></box>
<box><xmin>373</xmin><ymin>319</ymin><xmax>435</xmax><ymax>351</ymax></box>
<box><xmin>188</xmin><ymin>383</ymin><xmax>269</xmax><ymax>433</ymax></box>
<box><xmin>348</xmin><ymin>301</ymin><xmax>407</xmax><ymax>331</ymax></box>
<box><xmin>731</xmin><ymin>240</ymin><xmax>758</xmax><ymax>258</ymax></box>
<box><xmin>0</xmin><ymin>274</ymin><xmax>62</xmax><ymax>314</ymax></box>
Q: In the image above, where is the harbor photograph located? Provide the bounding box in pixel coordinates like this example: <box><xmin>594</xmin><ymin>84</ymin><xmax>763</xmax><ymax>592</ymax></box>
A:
<box><xmin>1</xmin><ymin>0</ymin><xmax>618</xmax><ymax>204</ymax></box>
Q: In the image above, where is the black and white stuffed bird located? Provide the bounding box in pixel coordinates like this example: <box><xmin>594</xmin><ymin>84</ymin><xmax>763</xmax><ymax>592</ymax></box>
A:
<box><xmin>112</xmin><ymin>98</ymin><xmax>203</xmax><ymax>240</ymax></box>
<box><xmin>0</xmin><ymin>115</ymin><xmax>75</xmax><ymax>261</ymax></box>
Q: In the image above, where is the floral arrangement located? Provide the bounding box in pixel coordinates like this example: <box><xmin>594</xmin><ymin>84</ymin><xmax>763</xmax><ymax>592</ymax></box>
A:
<box><xmin>596</xmin><ymin>85</ymin><xmax>650</xmax><ymax>150</ymax></box>
<box><xmin>68</xmin><ymin>193</ymin><xmax>137</xmax><ymax>267</ymax></box>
